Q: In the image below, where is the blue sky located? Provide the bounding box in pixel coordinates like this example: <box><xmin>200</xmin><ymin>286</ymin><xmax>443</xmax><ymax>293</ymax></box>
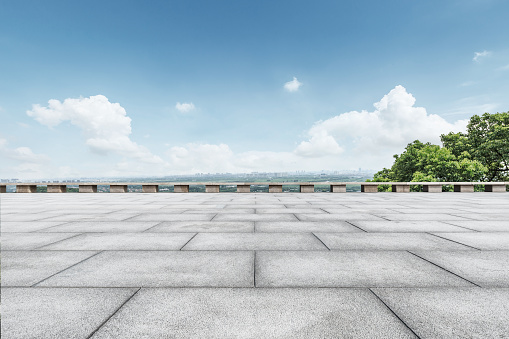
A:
<box><xmin>1</xmin><ymin>0</ymin><xmax>508</xmax><ymax>179</ymax></box>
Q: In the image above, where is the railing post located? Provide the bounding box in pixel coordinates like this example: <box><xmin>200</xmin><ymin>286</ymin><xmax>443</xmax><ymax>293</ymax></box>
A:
<box><xmin>142</xmin><ymin>185</ymin><xmax>159</xmax><ymax>193</ymax></box>
<box><xmin>47</xmin><ymin>185</ymin><xmax>67</xmax><ymax>193</ymax></box>
<box><xmin>454</xmin><ymin>184</ymin><xmax>474</xmax><ymax>193</ymax></box>
<box><xmin>330</xmin><ymin>184</ymin><xmax>346</xmax><ymax>193</ymax></box>
<box><xmin>423</xmin><ymin>184</ymin><xmax>442</xmax><ymax>193</ymax></box>
<box><xmin>205</xmin><ymin>184</ymin><xmax>220</xmax><ymax>193</ymax></box>
<box><xmin>174</xmin><ymin>184</ymin><xmax>189</xmax><ymax>193</ymax></box>
<box><xmin>16</xmin><ymin>185</ymin><xmax>37</xmax><ymax>193</ymax></box>
<box><xmin>485</xmin><ymin>184</ymin><xmax>506</xmax><ymax>192</ymax></box>
<box><xmin>237</xmin><ymin>185</ymin><xmax>250</xmax><ymax>193</ymax></box>
<box><xmin>268</xmin><ymin>184</ymin><xmax>282</xmax><ymax>193</ymax></box>
<box><xmin>0</xmin><ymin>185</ymin><xmax>6</xmax><ymax>193</ymax></box>
<box><xmin>361</xmin><ymin>184</ymin><xmax>378</xmax><ymax>193</ymax></box>
<box><xmin>392</xmin><ymin>184</ymin><xmax>409</xmax><ymax>193</ymax></box>
<box><xmin>110</xmin><ymin>185</ymin><xmax>128</xmax><ymax>193</ymax></box>
<box><xmin>299</xmin><ymin>184</ymin><xmax>314</xmax><ymax>193</ymax></box>
<box><xmin>79</xmin><ymin>185</ymin><xmax>98</xmax><ymax>193</ymax></box>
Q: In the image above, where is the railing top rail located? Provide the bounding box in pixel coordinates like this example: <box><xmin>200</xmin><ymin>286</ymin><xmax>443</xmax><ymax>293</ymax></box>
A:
<box><xmin>1</xmin><ymin>181</ymin><xmax>508</xmax><ymax>186</ymax></box>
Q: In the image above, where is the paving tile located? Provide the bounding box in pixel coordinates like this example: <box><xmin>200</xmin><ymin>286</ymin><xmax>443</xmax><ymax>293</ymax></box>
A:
<box><xmin>39</xmin><ymin>233</ymin><xmax>196</xmax><ymax>250</ymax></box>
<box><xmin>256</xmin><ymin>208</ymin><xmax>326</xmax><ymax>214</ymax></box>
<box><xmin>1</xmin><ymin>251</ymin><xmax>98</xmax><ymax>286</ymax></box>
<box><xmin>412</xmin><ymin>250</ymin><xmax>509</xmax><ymax>287</ymax></box>
<box><xmin>373</xmin><ymin>288</ymin><xmax>509</xmax><ymax>339</ymax></box>
<box><xmin>444</xmin><ymin>220</ymin><xmax>509</xmax><ymax>232</ymax></box>
<box><xmin>37</xmin><ymin>251</ymin><xmax>254</xmax><ymax>287</ymax></box>
<box><xmin>374</xmin><ymin>214</ymin><xmax>471</xmax><ymax>221</ymax></box>
<box><xmin>40</xmin><ymin>213</ymin><xmax>141</xmax><ymax>222</ymax></box>
<box><xmin>91</xmin><ymin>288</ymin><xmax>417</xmax><ymax>339</ymax></box>
<box><xmin>453</xmin><ymin>214</ymin><xmax>509</xmax><ymax>221</ymax></box>
<box><xmin>182</xmin><ymin>208</ymin><xmax>255</xmax><ymax>214</ymax></box>
<box><xmin>347</xmin><ymin>220</ymin><xmax>472</xmax><ymax>232</ymax></box>
<box><xmin>128</xmin><ymin>213</ymin><xmax>216</xmax><ymax>221</ymax></box>
<box><xmin>315</xmin><ymin>233</ymin><xmax>474</xmax><ymax>251</ymax></box>
<box><xmin>1</xmin><ymin>287</ymin><xmax>137</xmax><ymax>339</ymax></box>
<box><xmin>147</xmin><ymin>221</ymin><xmax>254</xmax><ymax>232</ymax></box>
<box><xmin>255</xmin><ymin>221</ymin><xmax>362</xmax><ymax>233</ymax></box>
<box><xmin>37</xmin><ymin>221</ymin><xmax>161</xmax><ymax>233</ymax></box>
<box><xmin>256</xmin><ymin>251</ymin><xmax>473</xmax><ymax>287</ymax></box>
<box><xmin>0</xmin><ymin>221</ymin><xmax>67</xmax><ymax>233</ymax></box>
<box><xmin>295</xmin><ymin>213</ymin><xmax>385</xmax><ymax>221</ymax></box>
<box><xmin>213</xmin><ymin>214</ymin><xmax>299</xmax><ymax>222</ymax></box>
<box><xmin>430</xmin><ymin>232</ymin><xmax>509</xmax><ymax>250</ymax></box>
<box><xmin>182</xmin><ymin>233</ymin><xmax>327</xmax><ymax>250</ymax></box>
<box><xmin>1</xmin><ymin>232</ymin><xmax>78</xmax><ymax>250</ymax></box>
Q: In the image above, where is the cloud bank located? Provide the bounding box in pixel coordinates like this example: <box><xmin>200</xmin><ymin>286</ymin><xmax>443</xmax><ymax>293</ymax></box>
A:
<box><xmin>16</xmin><ymin>86</ymin><xmax>471</xmax><ymax>178</ymax></box>
<box><xmin>176</xmin><ymin>102</ymin><xmax>195</xmax><ymax>113</ymax></box>
<box><xmin>27</xmin><ymin>95</ymin><xmax>163</xmax><ymax>164</ymax></box>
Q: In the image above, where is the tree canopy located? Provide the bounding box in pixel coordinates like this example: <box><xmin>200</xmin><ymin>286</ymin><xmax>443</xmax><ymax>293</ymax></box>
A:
<box><xmin>369</xmin><ymin>111</ymin><xmax>508</xmax><ymax>189</ymax></box>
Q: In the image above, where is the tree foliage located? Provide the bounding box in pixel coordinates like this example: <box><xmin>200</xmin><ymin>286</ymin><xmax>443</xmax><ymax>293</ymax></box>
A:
<box><xmin>369</xmin><ymin>112</ymin><xmax>508</xmax><ymax>191</ymax></box>
<box><xmin>441</xmin><ymin>112</ymin><xmax>509</xmax><ymax>181</ymax></box>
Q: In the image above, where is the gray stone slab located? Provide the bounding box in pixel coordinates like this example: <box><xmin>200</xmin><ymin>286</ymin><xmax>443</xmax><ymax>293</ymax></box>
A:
<box><xmin>255</xmin><ymin>221</ymin><xmax>362</xmax><ymax>233</ymax></box>
<box><xmin>1</xmin><ymin>287</ymin><xmax>137</xmax><ymax>339</ymax></box>
<box><xmin>373</xmin><ymin>288</ymin><xmax>509</xmax><ymax>339</ymax></box>
<box><xmin>37</xmin><ymin>251</ymin><xmax>254</xmax><ymax>287</ymax></box>
<box><xmin>91</xmin><ymin>288</ymin><xmax>417</xmax><ymax>339</ymax></box>
<box><xmin>183</xmin><ymin>208</ymin><xmax>255</xmax><ymax>214</ymax></box>
<box><xmin>256</xmin><ymin>251</ymin><xmax>473</xmax><ymax>287</ymax></box>
<box><xmin>1</xmin><ymin>251</ymin><xmax>98</xmax><ymax>286</ymax></box>
<box><xmin>347</xmin><ymin>220</ymin><xmax>473</xmax><ymax>232</ymax></box>
<box><xmin>445</xmin><ymin>220</ymin><xmax>509</xmax><ymax>232</ymax></box>
<box><xmin>256</xmin><ymin>208</ymin><xmax>326</xmax><ymax>214</ymax></box>
<box><xmin>374</xmin><ymin>214</ymin><xmax>471</xmax><ymax>221</ymax></box>
<box><xmin>0</xmin><ymin>213</ymin><xmax>65</xmax><ymax>222</ymax></box>
<box><xmin>40</xmin><ymin>213</ymin><xmax>141</xmax><ymax>222</ymax></box>
<box><xmin>213</xmin><ymin>214</ymin><xmax>299</xmax><ymax>222</ymax></box>
<box><xmin>39</xmin><ymin>233</ymin><xmax>196</xmax><ymax>250</ymax></box>
<box><xmin>148</xmin><ymin>221</ymin><xmax>255</xmax><ymax>232</ymax></box>
<box><xmin>1</xmin><ymin>232</ymin><xmax>78</xmax><ymax>250</ymax></box>
<box><xmin>430</xmin><ymin>232</ymin><xmax>509</xmax><ymax>250</ymax></box>
<box><xmin>412</xmin><ymin>250</ymin><xmax>509</xmax><ymax>287</ymax></box>
<box><xmin>0</xmin><ymin>221</ymin><xmax>67</xmax><ymax>232</ymax></box>
<box><xmin>315</xmin><ymin>233</ymin><xmax>474</xmax><ymax>251</ymax></box>
<box><xmin>37</xmin><ymin>221</ymin><xmax>161</xmax><ymax>233</ymax></box>
<box><xmin>295</xmin><ymin>213</ymin><xmax>385</xmax><ymax>221</ymax></box>
<box><xmin>182</xmin><ymin>233</ymin><xmax>327</xmax><ymax>250</ymax></box>
<box><xmin>128</xmin><ymin>213</ymin><xmax>216</xmax><ymax>221</ymax></box>
<box><xmin>454</xmin><ymin>214</ymin><xmax>509</xmax><ymax>221</ymax></box>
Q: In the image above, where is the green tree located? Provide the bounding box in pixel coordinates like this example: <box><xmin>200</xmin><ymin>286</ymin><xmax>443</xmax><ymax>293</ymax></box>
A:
<box><xmin>441</xmin><ymin>112</ymin><xmax>509</xmax><ymax>181</ymax></box>
<box><xmin>369</xmin><ymin>140</ymin><xmax>487</xmax><ymax>191</ymax></box>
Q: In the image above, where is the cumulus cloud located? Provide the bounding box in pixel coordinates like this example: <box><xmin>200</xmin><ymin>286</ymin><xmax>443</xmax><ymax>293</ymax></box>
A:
<box><xmin>295</xmin><ymin>85</ymin><xmax>468</xmax><ymax>159</ymax></box>
<box><xmin>473</xmin><ymin>50</ymin><xmax>491</xmax><ymax>62</ymax></box>
<box><xmin>0</xmin><ymin>138</ymin><xmax>50</xmax><ymax>163</ymax></box>
<box><xmin>284</xmin><ymin>77</ymin><xmax>302</xmax><ymax>92</ymax></box>
<box><xmin>27</xmin><ymin>95</ymin><xmax>164</xmax><ymax>164</ymax></box>
<box><xmin>175</xmin><ymin>102</ymin><xmax>195</xmax><ymax>113</ymax></box>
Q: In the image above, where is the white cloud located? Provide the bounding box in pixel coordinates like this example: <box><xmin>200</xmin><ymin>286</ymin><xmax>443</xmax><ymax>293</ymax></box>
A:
<box><xmin>27</xmin><ymin>95</ymin><xmax>164</xmax><ymax>164</ymax></box>
<box><xmin>473</xmin><ymin>50</ymin><xmax>491</xmax><ymax>62</ymax></box>
<box><xmin>0</xmin><ymin>138</ymin><xmax>50</xmax><ymax>163</ymax></box>
<box><xmin>295</xmin><ymin>85</ymin><xmax>468</xmax><ymax>159</ymax></box>
<box><xmin>175</xmin><ymin>102</ymin><xmax>195</xmax><ymax>113</ymax></box>
<box><xmin>498</xmin><ymin>64</ymin><xmax>509</xmax><ymax>71</ymax></box>
<box><xmin>284</xmin><ymin>77</ymin><xmax>302</xmax><ymax>92</ymax></box>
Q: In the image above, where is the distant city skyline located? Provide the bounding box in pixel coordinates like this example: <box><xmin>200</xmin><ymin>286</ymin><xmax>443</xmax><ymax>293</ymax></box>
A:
<box><xmin>1</xmin><ymin>0</ymin><xmax>508</xmax><ymax>179</ymax></box>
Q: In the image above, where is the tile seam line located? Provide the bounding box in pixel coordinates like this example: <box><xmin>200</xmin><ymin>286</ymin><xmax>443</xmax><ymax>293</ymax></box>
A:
<box><xmin>344</xmin><ymin>220</ymin><xmax>368</xmax><ymax>232</ymax></box>
<box><xmin>368</xmin><ymin>288</ymin><xmax>422</xmax><ymax>339</ymax></box>
<box><xmin>86</xmin><ymin>287</ymin><xmax>141</xmax><ymax>339</ymax></box>
<box><xmin>311</xmin><ymin>232</ymin><xmax>330</xmax><ymax>250</ymax></box>
<box><xmin>33</xmin><ymin>233</ymin><xmax>84</xmax><ymax>250</ymax></box>
<box><xmin>440</xmin><ymin>221</ymin><xmax>480</xmax><ymax>232</ymax></box>
<box><xmin>31</xmin><ymin>251</ymin><xmax>105</xmax><ymax>287</ymax></box>
<box><xmin>426</xmin><ymin>233</ymin><xmax>482</xmax><ymax>251</ymax></box>
<box><xmin>140</xmin><ymin>221</ymin><xmax>164</xmax><ymax>233</ymax></box>
<box><xmin>406</xmin><ymin>250</ymin><xmax>482</xmax><ymax>287</ymax></box>
<box><xmin>179</xmin><ymin>233</ymin><xmax>198</xmax><ymax>250</ymax></box>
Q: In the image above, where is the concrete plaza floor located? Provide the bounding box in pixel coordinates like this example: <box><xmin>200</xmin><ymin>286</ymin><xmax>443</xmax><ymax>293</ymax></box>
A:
<box><xmin>1</xmin><ymin>192</ymin><xmax>509</xmax><ymax>338</ymax></box>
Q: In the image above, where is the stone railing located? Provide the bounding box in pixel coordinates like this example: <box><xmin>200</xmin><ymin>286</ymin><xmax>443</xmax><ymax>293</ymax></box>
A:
<box><xmin>0</xmin><ymin>182</ymin><xmax>508</xmax><ymax>193</ymax></box>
